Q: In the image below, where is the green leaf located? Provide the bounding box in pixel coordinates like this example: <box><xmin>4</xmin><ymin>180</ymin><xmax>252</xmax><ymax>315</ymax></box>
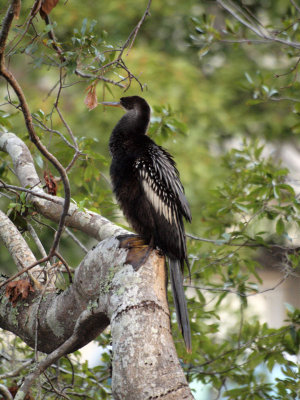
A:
<box><xmin>276</xmin><ymin>218</ymin><xmax>285</xmax><ymax>235</ymax></box>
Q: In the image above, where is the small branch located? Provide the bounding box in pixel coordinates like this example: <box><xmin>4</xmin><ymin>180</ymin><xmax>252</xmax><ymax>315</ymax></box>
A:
<box><xmin>0</xmin><ymin>360</ymin><xmax>33</xmax><ymax>380</ymax></box>
<box><xmin>0</xmin><ymin>384</ymin><xmax>13</xmax><ymax>400</ymax></box>
<box><xmin>65</xmin><ymin>227</ymin><xmax>88</xmax><ymax>254</ymax></box>
<box><xmin>75</xmin><ymin>0</ymin><xmax>152</xmax><ymax>89</ymax></box>
<box><xmin>6</xmin><ymin>0</ymin><xmax>43</xmax><ymax>57</ymax></box>
<box><xmin>269</xmin><ymin>96</ymin><xmax>300</xmax><ymax>102</ymax></box>
<box><xmin>1</xmin><ymin>68</ymin><xmax>71</xmax><ymax>256</ymax></box>
<box><xmin>54</xmin><ymin>105</ymin><xmax>78</xmax><ymax>150</ymax></box>
<box><xmin>217</xmin><ymin>0</ymin><xmax>300</xmax><ymax>50</ymax></box>
<box><xmin>217</xmin><ymin>0</ymin><xmax>268</xmax><ymax>38</ymax></box>
<box><xmin>186</xmin><ymin>273</ymin><xmax>289</xmax><ymax>297</ymax></box>
<box><xmin>186</xmin><ymin>232</ymin><xmax>300</xmax><ymax>253</ymax></box>
<box><xmin>27</xmin><ymin>222</ymin><xmax>48</xmax><ymax>258</ymax></box>
<box><xmin>194</xmin><ymin>326</ymin><xmax>291</xmax><ymax>371</ymax></box>
<box><xmin>33</xmin><ymin>119</ymin><xmax>78</xmax><ymax>151</ymax></box>
<box><xmin>0</xmin><ymin>181</ymin><xmax>62</xmax><ymax>204</ymax></box>
<box><xmin>0</xmin><ymin>255</ymin><xmax>49</xmax><ymax>289</ymax></box>
<box><xmin>14</xmin><ymin>309</ymin><xmax>93</xmax><ymax>400</ymax></box>
<box><xmin>54</xmin><ymin>251</ymin><xmax>73</xmax><ymax>283</ymax></box>
<box><xmin>124</xmin><ymin>0</ymin><xmax>152</xmax><ymax>55</ymax></box>
<box><xmin>74</xmin><ymin>69</ymin><xmax>126</xmax><ymax>88</ymax></box>
<box><xmin>290</xmin><ymin>0</ymin><xmax>300</xmax><ymax>14</ymax></box>
<box><xmin>44</xmin><ymin>372</ymin><xmax>71</xmax><ymax>400</ymax></box>
<box><xmin>0</xmin><ymin>0</ymin><xmax>20</xmax><ymax>63</ymax></box>
<box><xmin>0</xmin><ymin>0</ymin><xmax>71</xmax><ymax>259</ymax></box>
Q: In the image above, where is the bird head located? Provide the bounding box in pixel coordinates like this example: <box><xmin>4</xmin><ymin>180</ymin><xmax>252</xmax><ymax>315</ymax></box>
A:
<box><xmin>100</xmin><ymin>96</ymin><xmax>150</xmax><ymax>113</ymax></box>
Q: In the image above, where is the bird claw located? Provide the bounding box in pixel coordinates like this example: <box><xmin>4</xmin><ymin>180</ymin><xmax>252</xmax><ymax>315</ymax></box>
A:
<box><xmin>126</xmin><ymin>245</ymin><xmax>153</xmax><ymax>271</ymax></box>
<box><xmin>116</xmin><ymin>234</ymin><xmax>153</xmax><ymax>270</ymax></box>
<box><xmin>117</xmin><ymin>234</ymin><xmax>147</xmax><ymax>249</ymax></box>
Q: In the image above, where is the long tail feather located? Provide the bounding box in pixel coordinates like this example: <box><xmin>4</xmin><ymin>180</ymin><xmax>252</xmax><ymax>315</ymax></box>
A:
<box><xmin>169</xmin><ymin>258</ymin><xmax>191</xmax><ymax>352</ymax></box>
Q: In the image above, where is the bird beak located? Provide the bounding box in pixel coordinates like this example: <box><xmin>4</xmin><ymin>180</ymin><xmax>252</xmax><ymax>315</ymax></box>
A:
<box><xmin>100</xmin><ymin>101</ymin><xmax>123</xmax><ymax>108</ymax></box>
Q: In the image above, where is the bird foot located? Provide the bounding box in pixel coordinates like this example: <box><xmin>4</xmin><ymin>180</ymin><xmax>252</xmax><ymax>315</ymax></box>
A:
<box><xmin>117</xmin><ymin>234</ymin><xmax>147</xmax><ymax>249</ymax></box>
<box><xmin>117</xmin><ymin>234</ymin><xmax>152</xmax><ymax>271</ymax></box>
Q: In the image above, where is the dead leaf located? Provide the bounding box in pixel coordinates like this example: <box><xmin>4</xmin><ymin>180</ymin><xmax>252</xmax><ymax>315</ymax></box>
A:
<box><xmin>84</xmin><ymin>84</ymin><xmax>98</xmax><ymax>110</ymax></box>
<box><xmin>14</xmin><ymin>0</ymin><xmax>21</xmax><ymax>19</ymax></box>
<box><xmin>44</xmin><ymin>171</ymin><xmax>57</xmax><ymax>195</ymax></box>
<box><xmin>40</xmin><ymin>0</ymin><xmax>59</xmax><ymax>18</ymax></box>
<box><xmin>5</xmin><ymin>279</ymin><xmax>34</xmax><ymax>307</ymax></box>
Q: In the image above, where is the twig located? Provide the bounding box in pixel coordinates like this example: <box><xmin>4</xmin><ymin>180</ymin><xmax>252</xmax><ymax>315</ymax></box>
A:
<box><xmin>0</xmin><ymin>384</ymin><xmax>13</xmax><ymax>400</ymax></box>
<box><xmin>54</xmin><ymin>105</ymin><xmax>78</xmax><ymax>150</ymax></box>
<box><xmin>217</xmin><ymin>0</ymin><xmax>268</xmax><ymax>38</ymax></box>
<box><xmin>0</xmin><ymin>191</ymin><xmax>13</xmax><ymax>200</ymax></box>
<box><xmin>290</xmin><ymin>0</ymin><xmax>300</xmax><ymax>14</ymax></box>
<box><xmin>33</xmin><ymin>119</ymin><xmax>78</xmax><ymax>151</ymax></box>
<box><xmin>0</xmin><ymin>359</ymin><xmax>33</xmax><ymax>380</ymax></box>
<box><xmin>186</xmin><ymin>272</ymin><xmax>289</xmax><ymax>297</ymax></box>
<box><xmin>0</xmin><ymin>181</ymin><xmax>62</xmax><ymax>204</ymax></box>
<box><xmin>0</xmin><ymin>0</ymin><xmax>19</xmax><ymax>59</ymax></box>
<box><xmin>31</xmin><ymin>216</ymin><xmax>57</xmax><ymax>232</ymax></box>
<box><xmin>0</xmin><ymin>256</ymin><xmax>49</xmax><ymax>289</ymax></box>
<box><xmin>217</xmin><ymin>0</ymin><xmax>300</xmax><ymax>50</ymax></box>
<box><xmin>6</xmin><ymin>0</ymin><xmax>43</xmax><ymax>57</ymax></box>
<box><xmin>125</xmin><ymin>0</ymin><xmax>152</xmax><ymax>55</ymax></box>
<box><xmin>269</xmin><ymin>96</ymin><xmax>300</xmax><ymax>102</ymax></box>
<box><xmin>27</xmin><ymin>222</ymin><xmax>48</xmax><ymax>258</ymax></box>
<box><xmin>76</xmin><ymin>0</ymin><xmax>152</xmax><ymax>89</ymax></box>
<box><xmin>74</xmin><ymin>69</ymin><xmax>126</xmax><ymax>88</ymax></box>
<box><xmin>54</xmin><ymin>251</ymin><xmax>73</xmax><ymax>283</ymax></box>
<box><xmin>44</xmin><ymin>372</ymin><xmax>71</xmax><ymax>400</ymax></box>
<box><xmin>55</xmin><ymin>105</ymin><xmax>82</xmax><ymax>173</ymax></box>
<box><xmin>65</xmin><ymin>227</ymin><xmax>88</xmax><ymax>254</ymax></box>
<box><xmin>194</xmin><ymin>326</ymin><xmax>291</xmax><ymax>371</ymax></box>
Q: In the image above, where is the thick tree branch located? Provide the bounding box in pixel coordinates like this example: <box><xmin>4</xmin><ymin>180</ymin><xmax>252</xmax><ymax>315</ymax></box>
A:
<box><xmin>0</xmin><ymin>210</ymin><xmax>36</xmax><ymax>272</ymax></box>
<box><xmin>0</xmin><ymin>131</ymin><xmax>128</xmax><ymax>242</ymax></box>
<box><xmin>0</xmin><ymin>210</ymin><xmax>45</xmax><ymax>287</ymax></box>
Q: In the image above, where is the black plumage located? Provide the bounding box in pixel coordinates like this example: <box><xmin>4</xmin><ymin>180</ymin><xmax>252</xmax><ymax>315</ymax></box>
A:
<box><xmin>103</xmin><ymin>95</ymin><xmax>192</xmax><ymax>351</ymax></box>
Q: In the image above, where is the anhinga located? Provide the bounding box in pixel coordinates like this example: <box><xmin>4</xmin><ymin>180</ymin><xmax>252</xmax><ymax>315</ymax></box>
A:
<box><xmin>102</xmin><ymin>96</ymin><xmax>192</xmax><ymax>351</ymax></box>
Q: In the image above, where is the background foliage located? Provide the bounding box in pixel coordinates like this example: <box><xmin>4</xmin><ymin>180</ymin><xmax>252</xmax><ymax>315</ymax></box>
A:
<box><xmin>0</xmin><ymin>0</ymin><xmax>299</xmax><ymax>399</ymax></box>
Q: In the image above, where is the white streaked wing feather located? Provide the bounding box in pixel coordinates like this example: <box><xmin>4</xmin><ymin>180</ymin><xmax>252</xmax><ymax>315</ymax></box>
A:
<box><xmin>134</xmin><ymin>144</ymin><xmax>191</xmax><ymax>223</ymax></box>
<box><xmin>141</xmin><ymin>173</ymin><xmax>178</xmax><ymax>226</ymax></box>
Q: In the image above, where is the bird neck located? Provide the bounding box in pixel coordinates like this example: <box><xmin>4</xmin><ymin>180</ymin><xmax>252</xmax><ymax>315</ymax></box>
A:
<box><xmin>109</xmin><ymin>105</ymin><xmax>150</xmax><ymax>157</ymax></box>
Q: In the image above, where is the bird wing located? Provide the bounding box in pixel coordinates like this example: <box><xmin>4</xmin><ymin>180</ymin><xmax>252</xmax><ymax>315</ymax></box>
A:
<box><xmin>134</xmin><ymin>144</ymin><xmax>191</xmax><ymax>225</ymax></box>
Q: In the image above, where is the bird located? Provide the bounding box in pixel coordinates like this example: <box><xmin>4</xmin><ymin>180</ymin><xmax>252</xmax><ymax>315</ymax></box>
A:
<box><xmin>101</xmin><ymin>95</ymin><xmax>192</xmax><ymax>352</ymax></box>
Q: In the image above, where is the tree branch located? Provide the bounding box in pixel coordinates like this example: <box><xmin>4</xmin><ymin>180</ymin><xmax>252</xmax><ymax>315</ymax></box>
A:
<box><xmin>14</xmin><ymin>309</ymin><xmax>95</xmax><ymax>400</ymax></box>
<box><xmin>0</xmin><ymin>131</ymin><xmax>128</xmax><ymax>243</ymax></box>
<box><xmin>217</xmin><ymin>0</ymin><xmax>300</xmax><ymax>50</ymax></box>
<box><xmin>0</xmin><ymin>210</ymin><xmax>36</xmax><ymax>271</ymax></box>
<box><xmin>0</xmin><ymin>69</ymin><xmax>70</xmax><ymax>257</ymax></box>
<box><xmin>0</xmin><ymin>1</ymin><xmax>70</xmax><ymax>257</ymax></box>
<box><xmin>0</xmin><ymin>384</ymin><xmax>13</xmax><ymax>400</ymax></box>
<box><xmin>0</xmin><ymin>0</ymin><xmax>19</xmax><ymax>63</ymax></box>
